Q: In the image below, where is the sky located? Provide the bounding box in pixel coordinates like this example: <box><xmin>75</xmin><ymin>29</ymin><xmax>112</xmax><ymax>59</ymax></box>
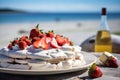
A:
<box><xmin>0</xmin><ymin>0</ymin><xmax>120</xmax><ymax>13</ymax></box>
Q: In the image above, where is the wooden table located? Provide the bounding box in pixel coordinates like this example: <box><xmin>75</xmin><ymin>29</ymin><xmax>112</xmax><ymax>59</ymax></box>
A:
<box><xmin>0</xmin><ymin>53</ymin><xmax>120</xmax><ymax>80</ymax></box>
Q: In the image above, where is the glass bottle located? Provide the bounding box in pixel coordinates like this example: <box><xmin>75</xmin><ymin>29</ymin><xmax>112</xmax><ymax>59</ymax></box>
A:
<box><xmin>95</xmin><ymin>8</ymin><xmax>112</xmax><ymax>52</ymax></box>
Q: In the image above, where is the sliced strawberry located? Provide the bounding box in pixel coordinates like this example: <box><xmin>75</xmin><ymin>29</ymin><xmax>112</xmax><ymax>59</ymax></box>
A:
<box><xmin>18</xmin><ymin>41</ymin><xmax>27</xmax><ymax>50</ymax></box>
<box><xmin>46</xmin><ymin>37</ymin><xmax>52</xmax><ymax>43</ymax></box>
<box><xmin>88</xmin><ymin>63</ymin><xmax>102</xmax><ymax>78</ymax></box>
<box><xmin>29</xmin><ymin>24</ymin><xmax>42</xmax><ymax>39</ymax></box>
<box><xmin>33</xmin><ymin>40</ymin><xmax>40</xmax><ymax>49</ymax></box>
<box><xmin>33</xmin><ymin>37</ymin><xmax>49</xmax><ymax>50</ymax></box>
<box><xmin>105</xmin><ymin>57</ymin><xmax>118</xmax><ymax>68</ymax></box>
<box><xmin>50</xmin><ymin>38</ymin><xmax>60</xmax><ymax>48</ymax></box>
<box><xmin>8</xmin><ymin>43</ymin><xmax>13</xmax><ymax>50</ymax></box>
<box><xmin>55</xmin><ymin>35</ymin><xmax>66</xmax><ymax>46</ymax></box>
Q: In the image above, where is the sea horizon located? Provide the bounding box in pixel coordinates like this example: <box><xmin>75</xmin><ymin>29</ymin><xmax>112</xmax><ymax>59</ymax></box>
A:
<box><xmin>0</xmin><ymin>12</ymin><xmax>120</xmax><ymax>24</ymax></box>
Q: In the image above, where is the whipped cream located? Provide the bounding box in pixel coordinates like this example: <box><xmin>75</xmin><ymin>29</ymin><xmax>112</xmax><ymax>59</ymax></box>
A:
<box><xmin>0</xmin><ymin>47</ymin><xmax>9</xmax><ymax>56</ymax></box>
<box><xmin>61</xmin><ymin>45</ymin><xmax>81</xmax><ymax>53</ymax></box>
<box><xmin>8</xmin><ymin>49</ymin><xmax>27</xmax><ymax>59</ymax></box>
<box><xmin>0</xmin><ymin>54</ymin><xmax>14</xmax><ymax>62</ymax></box>
<box><xmin>0</xmin><ymin>45</ymin><xmax>83</xmax><ymax>60</ymax></box>
<box><xmin>61</xmin><ymin>60</ymin><xmax>73</xmax><ymax>69</ymax></box>
<box><xmin>50</xmin><ymin>50</ymin><xmax>67</xmax><ymax>58</ymax></box>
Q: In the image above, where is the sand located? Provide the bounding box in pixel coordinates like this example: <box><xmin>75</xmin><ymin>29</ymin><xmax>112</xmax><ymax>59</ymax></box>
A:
<box><xmin>0</xmin><ymin>19</ymin><xmax>120</xmax><ymax>48</ymax></box>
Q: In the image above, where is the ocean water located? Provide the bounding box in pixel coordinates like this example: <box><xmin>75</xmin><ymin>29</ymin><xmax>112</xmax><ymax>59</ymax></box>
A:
<box><xmin>0</xmin><ymin>13</ymin><xmax>120</xmax><ymax>23</ymax></box>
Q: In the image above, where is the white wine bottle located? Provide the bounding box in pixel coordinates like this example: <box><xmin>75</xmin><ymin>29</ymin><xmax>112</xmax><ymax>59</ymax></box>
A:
<box><xmin>95</xmin><ymin>8</ymin><xmax>112</xmax><ymax>52</ymax></box>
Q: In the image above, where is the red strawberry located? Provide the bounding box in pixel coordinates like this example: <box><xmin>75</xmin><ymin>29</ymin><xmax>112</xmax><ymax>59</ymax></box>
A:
<box><xmin>29</xmin><ymin>24</ymin><xmax>42</xmax><ymax>39</ymax></box>
<box><xmin>33</xmin><ymin>40</ymin><xmax>40</xmax><ymax>49</ymax></box>
<box><xmin>20</xmin><ymin>36</ymin><xmax>28</xmax><ymax>41</ymax></box>
<box><xmin>8</xmin><ymin>43</ymin><xmax>13</xmax><ymax>50</ymax></box>
<box><xmin>55</xmin><ymin>35</ymin><xmax>66</xmax><ymax>46</ymax></box>
<box><xmin>24</xmin><ymin>39</ymin><xmax>32</xmax><ymax>46</ymax></box>
<box><xmin>33</xmin><ymin>36</ymin><xmax>49</xmax><ymax>50</ymax></box>
<box><xmin>46</xmin><ymin>30</ymin><xmax>54</xmax><ymax>38</ymax></box>
<box><xmin>88</xmin><ymin>63</ymin><xmax>102</xmax><ymax>78</ymax></box>
<box><xmin>12</xmin><ymin>39</ymin><xmax>19</xmax><ymax>46</ymax></box>
<box><xmin>105</xmin><ymin>57</ymin><xmax>118</xmax><ymax>68</ymax></box>
<box><xmin>18</xmin><ymin>41</ymin><xmax>27</xmax><ymax>50</ymax></box>
<box><xmin>40</xmin><ymin>33</ymin><xmax>46</xmax><ymax>38</ymax></box>
<box><xmin>50</xmin><ymin>38</ymin><xmax>60</xmax><ymax>48</ymax></box>
<box><xmin>32</xmin><ymin>37</ymin><xmax>41</xmax><ymax>43</ymax></box>
<box><xmin>64</xmin><ymin>37</ymin><xmax>71</xmax><ymax>45</ymax></box>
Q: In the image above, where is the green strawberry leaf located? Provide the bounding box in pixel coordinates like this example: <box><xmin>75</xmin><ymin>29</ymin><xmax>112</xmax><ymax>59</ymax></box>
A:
<box><xmin>48</xmin><ymin>30</ymin><xmax>54</xmax><ymax>33</ymax></box>
<box><xmin>88</xmin><ymin>63</ymin><xmax>96</xmax><ymax>75</ymax></box>
<box><xmin>39</xmin><ymin>29</ymin><xmax>43</xmax><ymax>34</ymax></box>
<box><xmin>35</xmin><ymin>24</ymin><xmax>39</xmax><ymax>29</ymax></box>
<box><xmin>91</xmin><ymin>63</ymin><xmax>96</xmax><ymax>69</ymax></box>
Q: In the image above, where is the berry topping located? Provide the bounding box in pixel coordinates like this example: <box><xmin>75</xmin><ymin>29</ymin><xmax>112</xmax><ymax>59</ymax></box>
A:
<box><xmin>55</xmin><ymin>35</ymin><xmax>66</xmax><ymax>46</ymax></box>
<box><xmin>24</xmin><ymin>39</ymin><xmax>32</xmax><ymax>46</ymax></box>
<box><xmin>20</xmin><ymin>36</ymin><xmax>28</xmax><ymax>41</ymax></box>
<box><xmin>12</xmin><ymin>39</ymin><xmax>19</xmax><ymax>46</ymax></box>
<box><xmin>33</xmin><ymin>36</ymin><xmax>49</xmax><ymax>50</ymax></box>
<box><xmin>50</xmin><ymin>38</ymin><xmax>60</xmax><ymax>48</ymax></box>
<box><xmin>18</xmin><ymin>41</ymin><xmax>27</xmax><ymax>50</ymax></box>
<box><xmin>8</xmin><ymin>43</ymin><xmax>13</xmax><ymax>50</ymax></box>
<box><xmin>7</xmin><ymin>24</ymin><xmax>73</xmax><ymax>50</ymax></box>
<box><xmin>29</xmin><ymin>24</ymin><xmax>42</xmax><ymax>39</ymax></box>
<box><xmin>32</xmin><ymin>37</ymin><xmax>41</xmax><ymax>43</ymax></box>
<box><xmin>46</xmin><ymin>30</ymin><xmax>54</xmax><ymax>38</ymax></box>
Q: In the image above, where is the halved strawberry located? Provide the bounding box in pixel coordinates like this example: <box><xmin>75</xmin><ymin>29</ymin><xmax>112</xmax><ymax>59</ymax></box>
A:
<box><xmin>88</xmin><ymin>63</ymin><xmax>102</xmax><ymax>78</ymax></box>
<box><xmin>29</xmin><ymin>24</ymin><xmax>42</xmax><ymax>39</ymax></box>
<box><xmin>18</xmin><ymin>41</ymin><xmax>27</xmax><ymax>50</ymax></box>
<box><xmin>50</xmin><ymin>38</ymin><xmax>60</xmax><ymax>48</ymax></box>
<box><xmin>33</xmin><ymin>40</ymin><xmax>40</xmax><ymax>49</ymax></box>
<box><xmin>105</xmin><ymin>57</ymin><xmax>118</xmax><ymax>68</ymax></box>
<box><xmin>55</xmin><ymin>35</ymin><xmax>65</xmax><ymax>46</ymax></box>
<box><xmin>33</xmin><ymin>36</ymin><xmax>49</xmax><ymax>50</ymax></box>
<box><xmin>8</xmin><ymin>43</ymin><xmax>13</xmax><ymax>50</ymax></box>
<box><xmin>46</xmin><ymin>37</ymin><xmax>52</xmax><ymax>43</ymax></box>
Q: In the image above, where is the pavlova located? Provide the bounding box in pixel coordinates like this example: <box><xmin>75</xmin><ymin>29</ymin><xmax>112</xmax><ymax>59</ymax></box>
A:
<box><xmin>0</xmin><ymin>24</ymin><xmax>86</xmax><ymax>70</ymax></box>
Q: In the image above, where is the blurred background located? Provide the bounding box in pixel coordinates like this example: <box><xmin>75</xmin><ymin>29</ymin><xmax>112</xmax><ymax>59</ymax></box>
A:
<box><xmin>0</xmin><ymin>0</ymin><xmax>120</xmax><ymax>48</ymax></box>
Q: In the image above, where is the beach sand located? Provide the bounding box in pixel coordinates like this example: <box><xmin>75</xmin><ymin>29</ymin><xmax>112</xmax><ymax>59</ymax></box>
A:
<box><xmin>0</xmin><ymin>19</ymin><xmax>120</xmax><ymax>48</ymax></box>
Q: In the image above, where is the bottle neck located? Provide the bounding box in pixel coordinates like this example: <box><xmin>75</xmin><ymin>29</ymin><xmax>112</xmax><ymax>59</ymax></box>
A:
<box><xmin>99</xmin><ymin>15</ymin><xmax>110</xmax><ymax>31</ymax></box>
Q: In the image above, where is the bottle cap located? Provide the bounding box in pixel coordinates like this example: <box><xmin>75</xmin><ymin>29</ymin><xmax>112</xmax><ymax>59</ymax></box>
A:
<box><xmin>102</xmin><ymin>8</ymin><xmax>106</xmax><ymax>15</ymax></box>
